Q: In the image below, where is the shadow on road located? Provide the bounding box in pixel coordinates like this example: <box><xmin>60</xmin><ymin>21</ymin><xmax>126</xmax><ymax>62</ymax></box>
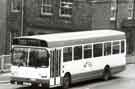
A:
<box><xmin>14</xmin><ymin>76</ymin><xmax>121</xmax><ymax>89</ymax></box>
<box><xmin>70</xmin><ymin>76</ymin><xmax>121</xmax><ymax>88</ymax></box>
<box><xmin>15</xmin><ymin>85</ymin><xmax>61</xmax><ymax>89</ymax></box>
<box><xmin>16</xmin><ymin>86</ymin><xmax>49</xmax><ymax>89</ymax></box>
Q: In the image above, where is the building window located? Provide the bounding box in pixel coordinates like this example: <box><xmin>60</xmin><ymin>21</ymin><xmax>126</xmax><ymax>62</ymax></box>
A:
<box><xmin>110</xmin><ymin>0</ymin><xmax>117</xmax><ymax>21</ymax></box>
<box><xmin>93</xmin><ymin>43</ymin><xmax>103</xmax><ymax>57</ymax></box>
<box><xmin>84</xmin><ymin>44</ymin><xmax>92</xmax><ymax>59</ymax></box>
<box><xmin>63</xmin><ymin>47</ymin><xmax>72</xmax><ymax>62</ymax></box>
<box><xmin>74</xmin><ymin>46</ymin><xmax>82</xmax><ymax>60</ymax></box>
<box><xmin>104</xmin><ymin>42</ymin><xmax>111</xmax><ymax>56</ymax></box>
<box><xmin>10</xmin><ymin>32</ymin><xmax>20</xmax><ymax>51</ymax></box>
<box><xmin>59</xmin><ymin>0</ymin><xmax>73</xmax><ymax>17</ymax></box>
<box><xmin>112</xmin><ymin>41</ymin><xmax>120</xmax><ymax>54</ymax></box>
<box><xmin>11</xmin><ymin>0</ymin><xmax>21</xmax><ymax>12</ymax></box>
<box><xmin>41</xmin><ymin>0</ymin><xmax>53</xmax><ymax>15</ymax></box>
<box><xmin>128</xmin><ymin>0</ymin><xmax>134</xmax><ymax>19</ymax></box>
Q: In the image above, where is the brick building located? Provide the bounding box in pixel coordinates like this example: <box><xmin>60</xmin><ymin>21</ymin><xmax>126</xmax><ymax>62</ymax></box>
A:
<box><xmin>91</xmin><ymin>0</ymin><xmax>129</xmax><ymax>30</ymax></box>
<box><xmin>121</xmin><ymin>0</ymin><xmax>135</xmax><ymax>54</ymax></box>
<box><xmin>90</xmin><ymin>0</ymin><xmax>133</xmax><ymax>54</ymax></box>
<box><xmin>7</xmin><ymin>0</ymin><xmax>130</xmax><ymax>34</ymax></box>
<box><xmin>7</xmin><ymin>0</ymin><xmax>92</xmax><ymax>36</ymax></box>
<box><xmin>6</xmin><ymin>0</ymin><xmax>134</xmax><ymax>55</ymax></box>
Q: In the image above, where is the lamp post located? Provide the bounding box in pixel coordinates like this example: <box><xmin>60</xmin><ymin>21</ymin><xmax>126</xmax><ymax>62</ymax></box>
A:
<box><xmin>21</xmin><ymin>0</ymin><xmax>24</xmax><ymax>36</ymax></box>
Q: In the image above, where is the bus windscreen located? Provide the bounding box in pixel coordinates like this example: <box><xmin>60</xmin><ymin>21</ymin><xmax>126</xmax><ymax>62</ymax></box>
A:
<box><xmin>12</xmin><ymin>47</ymin><xmax>49</xmax><ymax>68</ymax></box>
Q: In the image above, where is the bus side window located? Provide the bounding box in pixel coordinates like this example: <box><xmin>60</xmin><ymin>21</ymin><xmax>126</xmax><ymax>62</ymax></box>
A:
<box><xmin>63</xmin><ymin>47</ymin><xmax>72</xmax><ymax>62</ymax></box>
<box><xmin>84</xmin><ymin>44</ymin><xmax>92</xmax><ymax>59</ymax></box>
<box><xmin>112</xmin><ymin>41</ymin><xmax>120</xmax><ymax>54</ymax></box>
<box><xmin>74</xmin><ymin>46</ymin><xmax>82</xmax><ymax>60</ymax></box>
<box><xmin>121</xmin><ymin>40</ymin><xmax>125</xmax><ymax>53</ymax></box>
<box><xmin>104</xmin><ymin>42</ymin><xmax>111</xmax><ymax>56</ymax></box>
<box><xmin>93</xmin><ymin>43</ymin><xmax>103</xmax><ymax>57</ymax></box>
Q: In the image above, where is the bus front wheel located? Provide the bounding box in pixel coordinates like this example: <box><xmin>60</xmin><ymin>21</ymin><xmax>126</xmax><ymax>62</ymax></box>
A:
<box><xmin>31</xmin><ymin>83</ymin><xmax>38</xmax><ymax>88</ymax></box>
<box><xmin>10</xmin><ymin>80</ymin><xmax>15</xmax><ymax>84</ymax></box>
<box><xmin>62</xmin><ymin>74</ymin><xmax>70</xmax><ymax>89</ymax></box>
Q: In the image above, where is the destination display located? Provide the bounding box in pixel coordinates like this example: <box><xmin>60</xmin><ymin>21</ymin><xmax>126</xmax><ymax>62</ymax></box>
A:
<box><xmin>12</xmin><ymin>38</ymin><xmax>47</xmax><ymax>47</ymax></box>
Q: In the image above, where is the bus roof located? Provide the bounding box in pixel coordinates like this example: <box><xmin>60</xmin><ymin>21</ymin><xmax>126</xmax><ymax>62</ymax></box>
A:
<box><xmin>15</xmin><ymin>30</ymin><xmax>125</xmax><ymax>47</ymax></box>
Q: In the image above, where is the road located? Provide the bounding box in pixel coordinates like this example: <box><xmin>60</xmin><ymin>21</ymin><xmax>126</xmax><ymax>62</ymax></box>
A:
<box><xmin>0</xmin><ymin>64</ymin><xmax>135</xmax><ymax>89</ymax></box>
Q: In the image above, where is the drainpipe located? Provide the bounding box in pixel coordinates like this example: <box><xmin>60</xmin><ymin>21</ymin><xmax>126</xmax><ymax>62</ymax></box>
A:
<box><xmin>21</xmin><ymin>0</ymin><xmax>24</xmax><ymax>36</ymax></box>
<box><xmin>115</xmin><ymin>0</ymin><xmax>118</xmax><ymax>30</ymax></box>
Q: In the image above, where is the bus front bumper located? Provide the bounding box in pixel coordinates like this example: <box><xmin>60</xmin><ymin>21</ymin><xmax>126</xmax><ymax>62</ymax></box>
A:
<box><xmin>10</xmin><ymin>77</ymin><xmax>49</xmax><ymax>87</ymax></box>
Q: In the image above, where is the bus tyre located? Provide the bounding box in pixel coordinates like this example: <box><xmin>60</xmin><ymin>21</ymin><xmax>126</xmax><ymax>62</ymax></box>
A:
<box><xmin>17</xmin><ymin>81</ymin><xmax>23</xmax><ymax>85</ymax></box>
<box><xmin>62</xmin><ymin>75</ymin><xmax>70</xmax><ymax>89</ymax></box>
<box><xmin>103</xmin><ymin>67</ymin><xmax>111</xmax><ymax>81</ymax></box>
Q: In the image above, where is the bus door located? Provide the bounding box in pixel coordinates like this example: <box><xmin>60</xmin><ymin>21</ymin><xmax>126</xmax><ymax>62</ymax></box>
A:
<box><xmin>50</xmin><ymin>49</ymin><xmax>61</xmax><ymax>87</ymax></box>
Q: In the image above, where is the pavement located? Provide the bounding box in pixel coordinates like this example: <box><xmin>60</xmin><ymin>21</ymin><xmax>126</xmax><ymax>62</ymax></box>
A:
<box><xmin>0</xmin><ymin>72</ymin><xmax>10</xmax><ymax>83</ymax></box>
<box><xmin>126</xmin><ymin>55</ymin><xmax>135</xmax><ymax>64</ymax></box>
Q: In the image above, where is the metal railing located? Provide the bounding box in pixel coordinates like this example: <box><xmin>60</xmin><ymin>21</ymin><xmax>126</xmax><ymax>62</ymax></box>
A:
<box><xmin>0</xmin><ymin>55</ymin><xmax>11</xmax><ymax>72</ymax></box>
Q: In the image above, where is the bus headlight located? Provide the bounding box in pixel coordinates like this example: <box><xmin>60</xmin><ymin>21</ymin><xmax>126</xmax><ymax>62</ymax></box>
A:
<box><xmin>41</xmin><ymin>76</ymin><xmax>47</xmax><ymax>78</ymax></box>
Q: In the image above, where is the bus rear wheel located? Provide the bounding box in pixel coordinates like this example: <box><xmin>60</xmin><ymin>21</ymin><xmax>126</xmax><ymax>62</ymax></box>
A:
<box><xmin>103</xmin><ymin>67</ymin><xmax>111</xmax><ymax>81</ymax></box>
<box><xmin>62</xmin><ymin>75</ymin><xmax>70</xmax><ymax>89</ymax></box>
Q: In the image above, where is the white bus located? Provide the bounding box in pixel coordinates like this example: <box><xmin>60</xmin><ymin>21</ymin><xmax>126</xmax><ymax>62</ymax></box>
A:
<box><xmin>10</xmin><ymin>30</ymin><xmax>126</xmax><ymax>89</ymax></box>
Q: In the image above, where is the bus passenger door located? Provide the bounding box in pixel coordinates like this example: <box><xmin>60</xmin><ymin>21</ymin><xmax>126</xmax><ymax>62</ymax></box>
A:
<box><xmin>50</xmin><ymin>49</ymin><xmax>61</xmax><ymax>87</ymax></box>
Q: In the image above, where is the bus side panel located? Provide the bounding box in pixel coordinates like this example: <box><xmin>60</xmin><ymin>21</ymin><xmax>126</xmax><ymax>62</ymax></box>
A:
<box><xmin>93</xmin><ymin>54</ymin><xmax>126</xmax><ymax>73</ymax></box>
<box><xmin>61</xmin><ymin>54</ymin><xmax>126</xmax><ymax>84</ymax></box>
<box><xmin>61</xmin><ymin>60</ymin><xmax>85</xmax><ymax>79</ymax></box>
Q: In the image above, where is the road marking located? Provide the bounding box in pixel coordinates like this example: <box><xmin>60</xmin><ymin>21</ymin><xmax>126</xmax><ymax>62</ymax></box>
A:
<box><xmin>85</xmin><ymin>88</ymin><xmax>91</xmax><ymax>89</ymax></box>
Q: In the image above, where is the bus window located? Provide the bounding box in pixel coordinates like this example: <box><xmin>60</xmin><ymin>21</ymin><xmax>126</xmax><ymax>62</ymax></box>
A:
<box><xmin>93</xmin><ymin>43</ymin><xmax>103</xmax><ymax>57</ymax></box>
<box><xmin>112</xmin><ymin>41</ymin><xmax>120</xmax><ymax>54</ymax></box>
<box><xmin>63</xmin><ymin>47</ymin><xmax>72</xmax><ymax>62</ymax></box>
<box><xmin>121</xmin><ymin>40</ymin><xmax>125</xmax><ymax>53</ymax></box>
<box><xmin>84</xmin><ymin>44</ymin><xmax>92</xmax><ymax>59</ymax></box>
<box><xmin>74</xmin><ymin>46</ymin><xmax>82</xmax><ymax>60</ymax></box>
<box><xmin>104</xmin><ymin>42</ymin><xmax>111</xmax><ymax>56</ymax></box>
